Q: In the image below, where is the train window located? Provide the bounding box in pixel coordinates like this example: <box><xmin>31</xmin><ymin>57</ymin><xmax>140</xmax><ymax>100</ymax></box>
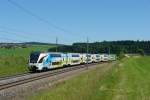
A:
<box><xmin>104</xmin><ymin>55</ymin><xmax>108</xmax><ymax>57</ymax></box>
<box><xmin>52</xmin><ymin>62</ymin><xmax>60</xmax><ymax>65</ymax></box>
<box><xmin>86</xmin><ymin>55</ymin><xmax>91</xmax><ymax>57</ymax></box>
<box><xmin>50</xmin><ymin>54</ymin><xmax>61</xmax><ymax>57</ymax></box>
<box><xmin>72</xmin><ymin>55</ymin><xmax>79</xmax><ymax>57</ymax></box>
<box><xmin>96</xmin><ymin>55</ymin><xmax>100</xmax><ymax>57</ymax></box>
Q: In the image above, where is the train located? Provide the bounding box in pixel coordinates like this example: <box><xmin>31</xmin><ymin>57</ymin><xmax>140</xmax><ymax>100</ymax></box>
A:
<box><xmin>28</xmin><ymin>52</ymin><xmax>117</xmax><ymax>72</ymax></box>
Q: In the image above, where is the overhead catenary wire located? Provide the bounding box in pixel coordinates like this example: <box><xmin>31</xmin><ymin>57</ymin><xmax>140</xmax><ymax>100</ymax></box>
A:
<box><xmin>7</xmin><ymin>0</ymin><xmax>87</xmax><ymax>44</ymax></box>
<box><xmin>0</xmin><ymin>24</ymin><xmax>53</xmax><ymax>43</ymax></box>
<box><xmin>0</xmin><ymin>36</ymin><xmax>26</xmax><ymax>43</ymax></box>
<box><xmin>7</xmin><ymin>0</ymin><xmax>73</xmax><ymax>34</ymax></box>
<box><xmin>0</xmin><ymin>25</ymin><xmax>33</xmax><ymax>38</ymax></box>
<box><xmin>0</xmin><ymin>29</ymin><xmax>43</xmax><ymax>42</ymax></box>
<box><xmin>0</xmin><ymin>30</ymin><xmax>28</xmax><ymax>39</ymax></box>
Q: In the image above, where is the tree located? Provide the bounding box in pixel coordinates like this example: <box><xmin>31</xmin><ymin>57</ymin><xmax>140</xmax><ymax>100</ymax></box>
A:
<box><xmin>48</xmin><ymin>40</ymin><xmax>150</xmax><ymax>55</ymax></box>
<box><xmin>137</xmin><ymin>49</ymin><xmax>145</xmax><ymax>56</ymax></box>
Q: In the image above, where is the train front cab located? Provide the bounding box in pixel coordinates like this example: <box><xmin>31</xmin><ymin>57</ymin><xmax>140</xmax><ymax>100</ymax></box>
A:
<box><xmin>29</xmin><ymin>52</ymin><xmax>47</xmax><ymax>71</ymax></box>
<box><xmin>29</xmin><ymin>52</ymin><xmax>64</xmax><ymax>71</ymax></box>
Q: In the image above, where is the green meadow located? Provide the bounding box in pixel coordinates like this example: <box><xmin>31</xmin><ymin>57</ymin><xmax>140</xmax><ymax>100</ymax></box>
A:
<box><xmin>29</xmin><ymin>56</ymin><xmax>150</xmax><ymax>100</ymax></box>
<box><xmin>0</xmin><ymin>45</ymin><xmax>54</xmax><ymax>77</ymax></box>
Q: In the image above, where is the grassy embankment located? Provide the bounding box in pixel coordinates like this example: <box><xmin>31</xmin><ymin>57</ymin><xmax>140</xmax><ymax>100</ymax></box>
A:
<box><xmin>29</xmin><ymin>56</ymin><xmax>150</xmax><ymax>100</ymax></box>
<box><xmin>0</xmin><ymin>45</ymin><xmax>54</xmax><ymax>77</ymax></box>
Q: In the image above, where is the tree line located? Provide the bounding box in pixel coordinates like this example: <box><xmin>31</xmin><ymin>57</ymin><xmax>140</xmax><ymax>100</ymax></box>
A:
<box><xmin>48</xmin><ymin>40</ymin><xmax>150</xmax><ymax>55</ymax></box>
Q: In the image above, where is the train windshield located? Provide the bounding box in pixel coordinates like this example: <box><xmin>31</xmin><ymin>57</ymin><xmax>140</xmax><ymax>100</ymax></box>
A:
<box><xmin>30</xmin><ymin>52</ymin><xmax>40</xmax><ymax>63</ymax></box>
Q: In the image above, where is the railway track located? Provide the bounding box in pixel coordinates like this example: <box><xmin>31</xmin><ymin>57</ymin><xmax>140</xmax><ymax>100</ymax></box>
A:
<box><xmin>0</xmin><ymin>73</ymin><xmax>31</xmax><ymax>81</ymax></box>
<box><xmin>0</xmin><ymin>63</ymin><xmax>98</xmax><ymax>91</ymax></box>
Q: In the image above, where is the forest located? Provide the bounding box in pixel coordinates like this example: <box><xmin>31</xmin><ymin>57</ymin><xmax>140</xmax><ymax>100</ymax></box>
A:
<box><xmin>48</xmin><ymin>40</ymin><xmax>150</xmax><ymax>55</ymax></box>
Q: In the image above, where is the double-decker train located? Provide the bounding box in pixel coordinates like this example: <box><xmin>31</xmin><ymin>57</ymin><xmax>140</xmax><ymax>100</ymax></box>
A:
<box><xmin>28</xmin><ymin>52</ymin><xmax>116</xmax><ymax>72</ymax></box>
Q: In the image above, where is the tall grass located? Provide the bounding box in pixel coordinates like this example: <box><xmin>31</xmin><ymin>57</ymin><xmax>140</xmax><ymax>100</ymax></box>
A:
<box><xmin>0</xmin><ymin>45</ymin><xmax>54</xmax><ymax>77</ymax></box>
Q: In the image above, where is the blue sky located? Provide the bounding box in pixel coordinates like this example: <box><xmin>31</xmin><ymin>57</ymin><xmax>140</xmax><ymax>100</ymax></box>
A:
<box><xmin>0</xmin><ymin>0</ymin><xmax>150</xmax><ymax>44</ymax></box>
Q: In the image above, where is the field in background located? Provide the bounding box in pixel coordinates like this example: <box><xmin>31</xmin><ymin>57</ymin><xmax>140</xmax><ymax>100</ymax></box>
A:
<box><xmin>0</xmin><ymin>45</ymin><xmax>54</xmax><ymax>77</ymax></box>
<box><xmin>29</xmin><ymin>56</ymin><xmax>150</xmax><ymax>100</ymax></box>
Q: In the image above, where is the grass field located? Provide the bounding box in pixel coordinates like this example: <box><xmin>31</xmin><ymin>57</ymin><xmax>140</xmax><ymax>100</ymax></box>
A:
<box><xmin>29</xmin><ymin>56</ymin><xmax>150</xmax><ymax>100</ymax></box>
<box><xmin>0</xmin><ymin>45</ymin><xmax>54</xmax><ymax>77</ymax></box>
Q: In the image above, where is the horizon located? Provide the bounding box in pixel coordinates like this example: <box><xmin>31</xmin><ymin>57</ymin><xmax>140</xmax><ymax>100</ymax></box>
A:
<box><xmin>0</xmin><ymin>40</ymin><xmax>150</xmax><ymax>45</ymax></box>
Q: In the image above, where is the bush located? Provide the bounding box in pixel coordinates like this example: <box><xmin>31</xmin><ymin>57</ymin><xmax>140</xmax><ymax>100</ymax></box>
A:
<box><xmin>118</xmin><ymin>51</ymin><xmax>125</xmax><ymax>60</ymax></box>
<box><xmin>137</xmin><ymin>49</ymin><xmax>145</xmax><ymax>56</ymax></box>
